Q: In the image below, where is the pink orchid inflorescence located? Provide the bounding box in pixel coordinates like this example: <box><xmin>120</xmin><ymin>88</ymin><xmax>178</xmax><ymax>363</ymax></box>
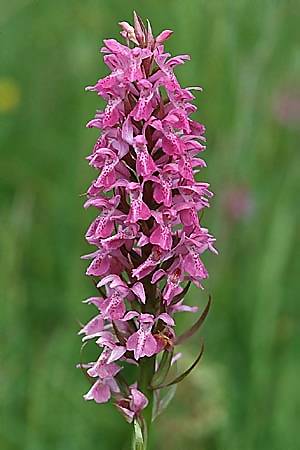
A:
<box><xmin>79</xmin><ymin>12</ymin><xmax>217</xmax><ymax>444</ymax></box>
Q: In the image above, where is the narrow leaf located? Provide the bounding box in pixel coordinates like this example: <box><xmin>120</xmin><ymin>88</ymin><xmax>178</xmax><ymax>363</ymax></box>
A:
<box><xmin>175</xmin><ymin>296</ymin><xmax>211</xmax><ymax>345</ymax></box>
<box><xmin>151</xmin><ymin>349</ymin><xmax>173</xmax><ymax>388</ymax></box>
<box><xmin>152</xmin><ymin>342</ymin><xmax>204</xmax><ymax>390</ymax></box>
<box><xmin>132</xmin><ymin>419</ymin><xmax>145</xmax><ymax>450</ymax></box>
<box><xmin>152</xmin><ymin>384</ymin><xmax>177</xmax><ymax>421</ymax></box>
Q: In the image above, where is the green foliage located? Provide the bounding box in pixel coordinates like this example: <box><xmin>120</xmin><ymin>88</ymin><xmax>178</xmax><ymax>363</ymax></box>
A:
<box><xmin>0</xmin><ymin>1</ymin><xmax>299</xmax><ymax>449</ymax></box>
<box><xmin>132</xmin><ymin>420</ymin><xmax>145</xmax><ymax>450</ymax></box>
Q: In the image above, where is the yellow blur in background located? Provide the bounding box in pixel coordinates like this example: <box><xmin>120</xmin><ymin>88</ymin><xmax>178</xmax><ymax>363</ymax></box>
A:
<box><xmin>0</xmin><ymin>78</ymin><xmax>20</xmax><ymax>113</ymax></box>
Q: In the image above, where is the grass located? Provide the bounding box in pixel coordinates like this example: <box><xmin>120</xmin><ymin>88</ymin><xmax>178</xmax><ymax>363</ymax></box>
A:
<box><xmin>0</xmin><ymin>1</ymin><xmax>299</xmax><ymax>449</ymax></box>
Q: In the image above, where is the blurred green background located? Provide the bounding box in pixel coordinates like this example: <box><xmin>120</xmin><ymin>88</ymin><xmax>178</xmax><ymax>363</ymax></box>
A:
<box><xmin>1</xmin><ymin>0</ymin><xmax>299</xmax><ymax>449</ymax></box>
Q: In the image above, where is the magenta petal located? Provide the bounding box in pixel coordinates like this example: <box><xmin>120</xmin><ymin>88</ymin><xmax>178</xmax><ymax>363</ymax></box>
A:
<box><xmin>136</xmin><ymin>151</ymin><xmax>157</xmax><ymax>177</ymax></box>
<box><xmin>157</xmin><ymin>313</ymin><xmax>175</xmax><ymax>326</ymax></box>
<box><xmin>97</xmin><ymin>363</ymin><xmax>120</xmax><ymax>378</ymax></box>
<box><xmin>86</xmin><ymin>255</ymin><xmax>110</xmax><ymax>277</ymax></box>
<box><xmin>151</xmin><ymin>269</ymin><xmax>165</xmax><ymax>284</ymax></box>
<box><xmin>122</xmin><ymin>311</ymin><xmax>139</xmax><ymax>321</ymax></box>
<box><xmin>130</xmin><ymin>388</ymin><xmax>148</xmax><ymax>413</ymax></box>
<box><xmin>131</xmin><ymin>282</ymin><xmax>146</xmax><ymax>303</ymax></box>
<box><xmin>156</xmin><ymin>29</ymin><xmax>173</xmax><ymax>44</ymax></box>
<box><xmin>107</xmin><ymin>346</ymin><xmax>127</xmax><ymax>363</ymax></box>
<box><xmin>150</xmin><ymin>225</ymin><xmax>172</xmax><ymax>250</ymax></box>
<box><xmin>139</xmin><ymin>201</ymin><xmax>152</xmax><ymax>220</ymax></box>
<box><xmin>143</xmin><ymin>334</ymin><xmax>158</xmax><ymax>357</ymax></box>
<box><xmin>153</xmin><ymin>183</ymin><xmax>172</xmax><ymax>207</ymax></box>
<box><xmin>100</xmin><ymin>294</ymin><xmax>126</xmax><ymax>320</ymax></box>
<box><xmin>127</xmin><ymin>199</ymin><xmax>151</xmax><ymax>223</ymax></box>
<box><xmin>126</xmin><ymin>332</ymin><xmax>139</xmax><ymax>354</ymax></box>
<box><xmin>79</xmin><ymin>314</ymin><xmax>104</xmax><ymax>336</ymax></box>
<box><xmin>82</xmin><ymin>297</ymin><xmax>104</xmax><ymax>309</ymax></box>
<box><xmin>84</xmin><ymin>380</ymin><xmax>111</xmax><ymax>404</ymax></box>
<box><xmin>95</xmin><ymin>219</ymin><xmax>114</xmax><ymax>239</ymax></box>
<box><xmin>117</xmin><ymin>403</ymin><xmax>135</xmax><ymax>423</ymax></box>
<box><xmin>184</xmin><ymin>253</ymin><xmax>208</xmax><ymax>279</ymax></box>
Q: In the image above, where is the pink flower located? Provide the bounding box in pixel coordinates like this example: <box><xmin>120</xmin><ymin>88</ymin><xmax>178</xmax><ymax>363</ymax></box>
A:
<box><xmin>96</xmin><ymin>331</ymin><xmax>127</xmax><ymax>363</ymax></box>
<box><xmin>125</xmin><ymin>313</ymin><xmax>157</xmax><ymax>360</ymax></box>
<box><xmin>131</xmin><ymin>246</ymin><xmax>165</xmax><ymax>280</ymax></box>
<box><xmin>94</xmin><ymin>274</ymin><xmax>146</xmax><ymax>320</ymax></box>
<box><xmin>131</xmin><ymin>79</ymin><xmax>157</xmax><ymax>121</ymax></box>
<box><xmin>124</xmin><ymin>312</ymin><xmax>174</xmax><ymax>360</ymax></box>
<box><xmin>78</xmin><ymin>314</ymin><xmax>104</xmax><ymax>338</ymax></box>
<box><xmin>84</xmin><ymin>377</ymin><xmax>120</xmax><ymax>403</ymax></box>
<box><xmin>87</xmin><ymin>348</ymin><xmax>121</xmax><ymax>379</ymax></box>
<box><xmin>116</xmin><ymin>386</ymin><xmax>148</xmax><ymax>423</ymax></box>
<box><xmin>133</xmin><ymin>134</ymin><xmax>157</xmax><ymax>177</ymax></box>
<box><xmin>79</xmin><ymin>13</ymin><xmax>217</xmax><ymax>428</ymax></box>
<box><xmin>125</xmin><ymin>182</ymin><xmax>152</xmax><ymax>223</ymax></box>
<box><xmin>150</xmin><ymin>210</ymin><xmax>175</xmax><ymax>250</ymax></box>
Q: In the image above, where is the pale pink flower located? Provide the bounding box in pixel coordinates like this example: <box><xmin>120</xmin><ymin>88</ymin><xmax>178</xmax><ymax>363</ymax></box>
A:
<box><xmin>116</xmin><ymin>386</ymin><xmax>148</xmax><ymax>423</ymax></box>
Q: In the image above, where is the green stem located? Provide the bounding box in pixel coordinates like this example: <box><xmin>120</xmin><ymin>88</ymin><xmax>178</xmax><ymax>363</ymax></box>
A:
<box><xmin>133</xmin><ymin>355</ymin><xmax>155</xmax><ymax>449</ymax></box>
<box><xmin>133</xmin><ymin>275</ymin><xmax>156</xmax><ymax>449</ymax></box>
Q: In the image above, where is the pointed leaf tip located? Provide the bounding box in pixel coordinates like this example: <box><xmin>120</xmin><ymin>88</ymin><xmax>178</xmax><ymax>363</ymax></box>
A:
<box><xmin>175</xmin><ymin>295</ymin><xmax>212</xmax><ymax>345</ymax></box>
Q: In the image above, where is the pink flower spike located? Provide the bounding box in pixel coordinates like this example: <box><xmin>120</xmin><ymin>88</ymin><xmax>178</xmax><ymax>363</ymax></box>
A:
<box><xmin>79</xmin><ymin>13</ymin><xmax>217</xmax><ymax>438</ymax></box>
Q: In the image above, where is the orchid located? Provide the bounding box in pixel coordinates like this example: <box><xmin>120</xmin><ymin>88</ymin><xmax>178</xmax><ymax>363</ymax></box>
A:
<box><xmin>117</xmin><ymin>386</ymin><xmax>149</xmax><ymax>423</ymax></box>
<box><xmin>79</xmin><ymin>12</ymin><xmax>217</xmax><ymax>449</ymax></box>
